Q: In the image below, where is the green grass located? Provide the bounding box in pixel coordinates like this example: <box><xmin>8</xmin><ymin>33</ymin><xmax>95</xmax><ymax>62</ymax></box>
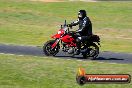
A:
<box><xmin>0</xmin><ymin>54</ymin><xmax>132</xmax><ymax>88</ymax></box>
<box><xmin>0</xmin><ymin>0</ymin><xmax>132</xmax><ymax>52</ymax></box>
<box><xmin>0</xmin><ymin>1</ymin><xmax>131</xmax><ymax>88</ymax></box>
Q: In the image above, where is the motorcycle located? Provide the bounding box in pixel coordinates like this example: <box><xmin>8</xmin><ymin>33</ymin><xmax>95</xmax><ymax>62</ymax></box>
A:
<box><xmin>43</xmin><ymin>20</ymin><xmax>101</xmax><ymax>59</ymax></box>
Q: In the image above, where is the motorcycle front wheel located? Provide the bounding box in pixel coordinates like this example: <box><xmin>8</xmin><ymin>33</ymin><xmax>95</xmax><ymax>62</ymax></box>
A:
<box><xmin>43</xmin><ymin>40</ymin><xmax>60</xmax><ymax>56</ymax></box>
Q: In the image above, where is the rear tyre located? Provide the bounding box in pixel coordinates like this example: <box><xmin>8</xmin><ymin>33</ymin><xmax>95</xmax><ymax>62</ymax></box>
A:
<box><xmin>83</xmin><ymin>43</ymin><xmax>99</xmax><ymax>59</ymax></box>
<box><xmin>82</xmin><ymin>54</ymin><xmax>87</xmax><ymax>59</ymax></box>
<box><xmin>43</xmin><ymin>40</ymin><xmax>59</xmax><ymax>56</ymax></box>
<box><xmin>88</xmin><ymin>43</ymin><xmax>99</xmax><ymax>59</ymax></box>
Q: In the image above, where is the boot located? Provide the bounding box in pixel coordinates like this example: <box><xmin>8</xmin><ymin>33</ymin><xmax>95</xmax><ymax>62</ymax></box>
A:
<box><xmin>74</xmin><ymin>49</ymin><xmax>80</xmax><ymax>55</ymax></box>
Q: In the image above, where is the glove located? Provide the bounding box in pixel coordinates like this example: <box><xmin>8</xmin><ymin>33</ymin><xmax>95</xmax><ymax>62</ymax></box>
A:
<box><xmin>67</xmin><ymin>24</ymin><xmax>72</xmax><ymax>27</ymax></box>
<box><xmin>76</xmin><ymin>29</ymin><xmax>81</xmax><ymax>33</ymax></box>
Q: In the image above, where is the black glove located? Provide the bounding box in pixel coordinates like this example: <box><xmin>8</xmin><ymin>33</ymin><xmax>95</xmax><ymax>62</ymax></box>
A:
<box><xmin>67</xmin><ymin>24</ymin><xmax>72</xmax><ymax>27</ymax></box>
<box><xmin>76</xmin><ymin>29</ymin><xmax>81</xmax><ymax>33</ymax></box>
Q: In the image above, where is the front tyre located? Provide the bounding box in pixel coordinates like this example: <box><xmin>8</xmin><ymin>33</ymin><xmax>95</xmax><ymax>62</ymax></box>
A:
<box><xmin>43</xmin><ymin>40</ymin><xmax>59</xmax><ymax>56</ymax></box>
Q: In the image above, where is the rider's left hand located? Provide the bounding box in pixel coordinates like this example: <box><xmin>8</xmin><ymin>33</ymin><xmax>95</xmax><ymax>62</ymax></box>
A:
<box><xmin>67</xmin><ymin>24</ymin><xmax>72</xmax><ymax>27</ymax></box>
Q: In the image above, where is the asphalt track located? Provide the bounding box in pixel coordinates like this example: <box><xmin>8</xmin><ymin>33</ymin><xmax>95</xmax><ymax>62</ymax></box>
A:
<box><xmin>0</xmin><ymin>44</ymin><xmax>132</xmax><ymax>64</ymax></box>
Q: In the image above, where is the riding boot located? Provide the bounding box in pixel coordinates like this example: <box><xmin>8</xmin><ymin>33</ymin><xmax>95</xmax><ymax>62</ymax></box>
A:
<box><xmin>74</xmin><ymin>38</ymin><xmax>81</xmax><ymax>55</ymax></box>
<box><xmin>74</xmin><ymin>49</ymin><xmax>80</xmax><ymax>55</ymax></box>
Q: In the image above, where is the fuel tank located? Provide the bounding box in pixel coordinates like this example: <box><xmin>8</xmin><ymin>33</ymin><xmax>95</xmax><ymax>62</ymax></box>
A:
<box><xmin>61</xmin><ymin>35</ymin><xmax>75</xmax><ymax>43</ymax></box>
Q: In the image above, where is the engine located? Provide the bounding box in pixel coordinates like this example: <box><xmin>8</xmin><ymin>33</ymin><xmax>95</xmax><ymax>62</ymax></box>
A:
<box><xmin>62</xmin><ymin>43</ymin><xmax>74</xmax><ymax>54</ymax></box>
<box><xmin>68</xmin><ymin>47</ymin><xmax>74</xmax><ymax>54</ymax></box>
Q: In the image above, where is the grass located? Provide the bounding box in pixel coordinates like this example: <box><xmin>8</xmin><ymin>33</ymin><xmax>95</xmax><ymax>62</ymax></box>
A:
<box><xmin>0</xmin><ymin>54</ymin><xmax>132</xmax><ymax>88</ymax></box>
<box><xmin>0</xmin><ymin>1</ymin><xmax>131</xmax><ymax>88</ymax></box>
<box><xmin>0</xmin><ymin>0</ymin><xmax>132</xmax><ymax>53</ymax></box>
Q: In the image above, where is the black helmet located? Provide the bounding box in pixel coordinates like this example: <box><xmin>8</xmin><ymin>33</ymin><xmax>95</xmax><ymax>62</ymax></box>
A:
<box><xmin>78</xmin><ymin>10</ymin><xmax>87</xmax><ymax>19</ymax></box>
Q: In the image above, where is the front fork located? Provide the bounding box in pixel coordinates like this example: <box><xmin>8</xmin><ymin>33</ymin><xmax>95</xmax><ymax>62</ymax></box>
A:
<box><xmin>51</xmin><ymin>39</ymin><xmax>60</xmax><ymax>49</ymax></box>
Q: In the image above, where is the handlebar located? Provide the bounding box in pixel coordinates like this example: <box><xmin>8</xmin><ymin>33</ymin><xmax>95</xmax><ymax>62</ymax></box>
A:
<box><xmin>60</xmin><ymin>20</ymin><xmax>74</xmax><ymax>33</ymax></box>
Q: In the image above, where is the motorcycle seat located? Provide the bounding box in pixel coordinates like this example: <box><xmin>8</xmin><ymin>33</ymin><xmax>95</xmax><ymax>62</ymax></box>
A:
<box><xmin>89</xmin><ymin>35</ymin><xmax>100</xmax><ymax>42</ymax></box>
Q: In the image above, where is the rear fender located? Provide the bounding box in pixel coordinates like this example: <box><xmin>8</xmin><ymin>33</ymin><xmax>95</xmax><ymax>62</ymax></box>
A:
<box><xmin>97</xmin><ymin>42</ymin><xmax>101</xmax><ymax>47</ymax></box>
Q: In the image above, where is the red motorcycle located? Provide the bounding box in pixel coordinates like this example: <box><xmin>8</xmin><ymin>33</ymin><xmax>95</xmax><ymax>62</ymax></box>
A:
<box><xmin>43</xmin><ymin>20</ymin><xmax>100</xmax><ymax>59</ymax></box>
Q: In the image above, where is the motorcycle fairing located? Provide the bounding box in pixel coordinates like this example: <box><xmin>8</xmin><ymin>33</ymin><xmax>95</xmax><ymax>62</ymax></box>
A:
<box><xmin>51</xmin><ymin>29</ymin><xmax>64</xmax><ymax>39</ymax></box>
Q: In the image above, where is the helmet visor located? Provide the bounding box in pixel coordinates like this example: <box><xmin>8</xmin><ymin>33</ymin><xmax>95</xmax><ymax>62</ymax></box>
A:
<box><xmin>78</xmin><ymin>12</ymin><xmax>82</xmax><ymax>18</ymax></box>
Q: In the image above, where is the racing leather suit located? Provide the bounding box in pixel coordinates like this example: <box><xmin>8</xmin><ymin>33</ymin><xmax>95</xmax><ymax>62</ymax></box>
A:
<box><xmin>70</xmin><ymin>16</ymin><xmax>92</xmax><ymax>50</ymax></box>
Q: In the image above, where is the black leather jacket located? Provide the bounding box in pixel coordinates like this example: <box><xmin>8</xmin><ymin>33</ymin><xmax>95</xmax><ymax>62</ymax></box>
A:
<box><xmin>70</xmin><ymin>17</ymin><xmax>92</xmax><ymax>36</ymax></box>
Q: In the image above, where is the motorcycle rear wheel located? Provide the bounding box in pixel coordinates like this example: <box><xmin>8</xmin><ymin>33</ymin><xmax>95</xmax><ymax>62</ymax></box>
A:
<box><xmin>43</xmin><ymin>40</ymin><xmax>59</xmax><ymax>56</ymax></box>
<box><xmin>83</xmin><ymin>43</ymin><xmax>99</xmax><ymax>59</ymax></box>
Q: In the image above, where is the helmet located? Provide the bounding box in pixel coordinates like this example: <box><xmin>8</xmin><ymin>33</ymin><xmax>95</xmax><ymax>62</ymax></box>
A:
<box><xmin>78</xmin><ymin>10</ymin><xmax>87</xmax><ymax>19</ymax></box>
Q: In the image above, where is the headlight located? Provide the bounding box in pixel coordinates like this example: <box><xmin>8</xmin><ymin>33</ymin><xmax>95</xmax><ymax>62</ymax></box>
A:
<box><xmin>58</xmin><ymin>31</ymin><xmax>61</xmax><ymax>34</ymax></box>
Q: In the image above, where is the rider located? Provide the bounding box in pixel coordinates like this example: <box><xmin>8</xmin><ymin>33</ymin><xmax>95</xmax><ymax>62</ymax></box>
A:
<box><xmin>68</xmin><ymin>10</ymin><xmax>92</xmax><ymax>55</ymax></box>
